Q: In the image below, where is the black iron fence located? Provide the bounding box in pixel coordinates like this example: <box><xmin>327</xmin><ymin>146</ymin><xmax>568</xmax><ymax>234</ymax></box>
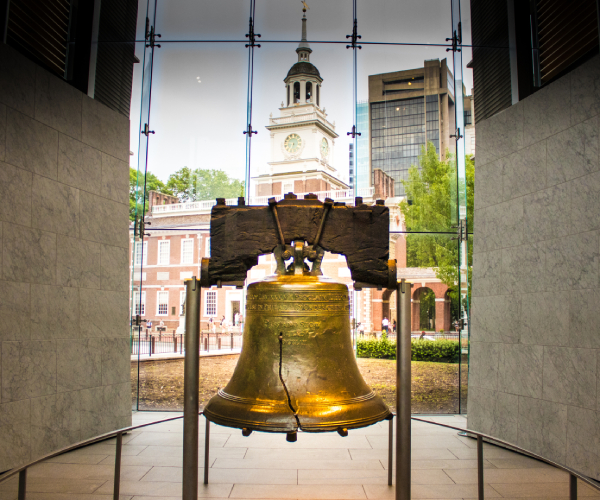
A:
<box><xmin>131</xmin><ymin>330</ymin><xmax>243</xmax><ymax>356</ymax></box>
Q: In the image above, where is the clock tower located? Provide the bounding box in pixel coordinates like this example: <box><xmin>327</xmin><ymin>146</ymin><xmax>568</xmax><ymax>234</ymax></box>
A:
<box><xmin>253</xmin><ymin>7</ymin><xmax>347</xmax><ymax>198</ymax></box>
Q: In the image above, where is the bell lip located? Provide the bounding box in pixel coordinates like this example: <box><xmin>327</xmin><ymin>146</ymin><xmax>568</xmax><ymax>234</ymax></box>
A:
<box><xmin>252</xmin><ymin>274</ymin><xmax>345</xmax><ymax>286</ymax></box>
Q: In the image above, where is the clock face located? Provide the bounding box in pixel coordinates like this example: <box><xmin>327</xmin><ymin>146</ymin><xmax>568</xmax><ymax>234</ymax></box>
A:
<box><xmin>320</xmin><ymin>138</ymin><xmax>329</xmax><ymax>156</ymax></box>
<box><xmin>284</xmin><ymin>133</ymin><xmax>302</xmax><ymax>153</ymax></box>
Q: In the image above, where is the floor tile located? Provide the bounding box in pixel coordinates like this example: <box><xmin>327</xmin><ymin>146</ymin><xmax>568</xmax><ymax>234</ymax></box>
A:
<box><xmin>46</xmin><ymin>453</ymin><xmax>110</xmax><ymax>465</ymax></box>
<box><xmin>487</xmin><ymin>457</ymin><xmax>553</xmax><ymax>469</ymax></box>
<box><xmin>28</xmin><ymin>462</ymin><xmax>151</xmax><ymax>482</ymax></box>
<box><xmin>225</xmin><ymin>432</ymin><xmax>372</xmax><ymax>449</ymax></box>
<box><xmin>364</xmin><ymin>483</ymin><xmax>502</xmax><ymax>499</ymax></box>
<box><xmin>350</xmin><ymin>448</ymin><xmax>459</xmax><ymax>461</ymax></box>
<box><xmin>126</xmin><ymin>432</ymin><xmax>230</xmax><ymax>448</ymax></box>
<box><xmin>244</xmin><ymin>448</ymin><xmax>351</xmax><ymax>460</ymax></box>
<box><xmin>212</xmin><ymin>458</ymin><xmax>383</xmax><ymax>470</ymax></box>
<box><xmin>16</xmin><ymin>477</ymin><xmax>108</xmax><ymax>494</ymax></box>
<box><xmin>446</xmin><ymin>467</ymin><xmax>569</xmax><ymax>484</ymax></box>
<box><xmin>490</xmin><ymin>481</ymin><xmax>600</xmax><ymax>497</ymax></box>
<box><xmin>297</xmin><ymin>468</ymin><xmax>454</xmax><ymax>485</ymax></box>
<box><xmin>387</xmin><ymin>459</ymin><xmax>497</xmax><ymax>470</ymax></box>
<box><xmin>448</xmin><ymin>446</ymin><xmax>520</xmax><ymax>459</ymax></box>
<box><xmin>142</xmin><ymin>466</ymin><xmax>297</xmax><ymax>485</ymax></box>
<box><xmin>137</xmin><ymin>446</ymin><xmax>245</xmax><ymax>459</ymax></box>
<box><xmin>95</xmin><ymin>480</ymin><xmax>233</xmax><ymax>497</ymax></box>
<box><xmin>230</xmin><ymin>483</ymin><xmax>367</xmax><ymax>499</ymax></box>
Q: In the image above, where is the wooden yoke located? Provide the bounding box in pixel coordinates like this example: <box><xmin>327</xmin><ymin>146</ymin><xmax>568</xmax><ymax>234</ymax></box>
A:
<box><xmin>205</xmin><ymin>193</ymin><xmax>396</xmax><ymax>289</ymax></box>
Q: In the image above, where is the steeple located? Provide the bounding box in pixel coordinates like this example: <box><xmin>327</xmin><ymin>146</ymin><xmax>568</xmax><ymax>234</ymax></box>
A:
<box><xmin>296</xmin><ymin>7</ymin><xmax>312</xmax><ymax>62</ymax></box>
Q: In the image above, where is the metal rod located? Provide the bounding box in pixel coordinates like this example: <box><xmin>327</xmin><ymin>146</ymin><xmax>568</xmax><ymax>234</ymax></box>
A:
<box><xmin>204</xmin><ymin>417</ymin><xmax>210</xmax><ymax>485</ymax></box>
<box><xmin>113</xmin><ymin>432</ymin><xmax>122</xmax><ymax>500</ymax></box>
<box><xmin>183</xmin><ymin>277</ymin><xmax>201</xmax><ymax>500</ymax></box>
<box><xmin>270</xmin><ymin>203</ymin><xmax>286</xmax><ymax>246</ymax></box>
<box><xmin>17</xmin><ymin>469</ymin><xmax>26</xmax><ymax>500</ymax></box>
<box><xmin>396</xmin><ymin>279</ymin><xmax>411</xmax><ymax>500</ymax></box>
<box><xmin>313</xmin><ymin>203</ymin><xmax>331</xmax><ymax>247</ymax></box>
<box><xmin>570</xmin><ymin>473</ymin><xmax>577</xmax><ymax>500</ymax></box>
<box><xmin>388</xmin><ymin>416</ymin><xmax>393</xmax><ymax>486</ymax></box>
<box><xmin>477</xmin><ymin>435</ymin><xmax>484</xmax><ymax>500</ymax></box>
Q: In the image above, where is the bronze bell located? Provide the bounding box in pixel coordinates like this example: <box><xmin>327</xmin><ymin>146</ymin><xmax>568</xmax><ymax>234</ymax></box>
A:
<box><xmin>203</xmin><ymin>241</ymin><xmax>391</xmax><ymax>438</ymax></box>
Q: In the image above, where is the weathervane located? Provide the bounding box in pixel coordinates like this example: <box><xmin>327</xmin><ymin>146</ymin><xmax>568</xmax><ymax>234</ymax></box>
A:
<box><xmin>301</xmin><ymin>0</ymin><xmax>309</xmax><ymax>13</ymax></box>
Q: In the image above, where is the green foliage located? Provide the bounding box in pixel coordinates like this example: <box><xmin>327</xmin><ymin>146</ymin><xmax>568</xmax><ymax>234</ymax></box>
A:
<box><xmin>166</xmin><ymin>167</ymin><xmax>244</xmax><ymax>202</ymax></box>
<box><xmin>356</xmin><ymin>338</ymin><xmax>460</xmax><ymax>363</ymax></box>
<box><xmin>129</xmin><ymin>168</ymin><xmax>173</xmax><ymax>221</ymax></box>
<box><xmin>398</xmin><ymin>142</ymin><xmax>474</xmax><ymax>318</ymax></box>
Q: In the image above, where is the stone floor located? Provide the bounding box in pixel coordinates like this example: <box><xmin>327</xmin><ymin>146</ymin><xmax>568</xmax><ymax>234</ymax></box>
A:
<box><xmin>1</xmin><ymin>412</ymin><xmax>599</xmax><ymax>500</ymax></box>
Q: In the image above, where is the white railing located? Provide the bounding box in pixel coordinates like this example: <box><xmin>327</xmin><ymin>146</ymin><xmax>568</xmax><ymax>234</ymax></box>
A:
<box><xmin>269</xmin><ymin>112</ymin><xmax>335</xmax><ymax>130</ymax></box>
<box><xmin>151</xmin><ymin>187</ymin><xmax>375</xmax><ymax>215</ymax></box>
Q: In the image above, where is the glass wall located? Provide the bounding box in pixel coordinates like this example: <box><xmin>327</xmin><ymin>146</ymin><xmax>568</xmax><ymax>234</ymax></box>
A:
<box><xmin>129</xmin><ymin>0</ymin><xmax>476</xmax><ymax>415</ymax></box>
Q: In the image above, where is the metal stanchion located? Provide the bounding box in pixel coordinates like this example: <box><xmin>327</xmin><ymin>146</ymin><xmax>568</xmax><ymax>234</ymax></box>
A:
<box><xmin>477</xmin><ymin>435</ymin><xmax>484</xmax><ymax>499</ymax></box>
<box><xmin>18</xmin><ymin>469</ymin><xmax>26</xmax><ymax>500</ymax></box>
<box><xmin>113</xmin><ymin>432</ymin><xmax>122</xmax><ymax>500</ymax></box>
<box><xmin>570</xmin><ymin>473</ymin><xmax>577</xmax><ymax>500</ymax></box>
<box><xmin>183</xmin><ymin>276</ymin><xmax>201</xmax><ymax>500</ymax></box>
<box><xmin>204</xmin><ymin>417</ymin><xmax>210</xmax><ymax>484</ymax></box>
<box><xmin>396</xmin><ymin>279</ymin><xmax>411</xmax><ymax>500</ymax></box>
<box><xmin>388</xmin><ymin>415</ymin><xmax>393</xmax><ymax>486</ymax></box>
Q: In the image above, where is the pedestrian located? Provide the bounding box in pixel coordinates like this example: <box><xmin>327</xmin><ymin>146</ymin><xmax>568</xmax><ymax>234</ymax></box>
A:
<box><xmin>234</xmin><ymin>312</ymin><xmax>240</xmax><ymax>327</ymax></box>
<box><xmin>392</xmin><ymin>319</ymin><xmax>396</xmax><ymax>334</ymax></box>
<box><xmin>382</xmin><ymin>316</ymin><xmax>389</xmax><ymax>334</ymax></box>
<box><xmin>358</xmin><ymin>322</ymin><xmax>365</xmax><ymax>337</ymax></box>
<box><xmin>239</xmin><ymin>313</ymin><xmax>244</xmax><ymax>331</ymax></box>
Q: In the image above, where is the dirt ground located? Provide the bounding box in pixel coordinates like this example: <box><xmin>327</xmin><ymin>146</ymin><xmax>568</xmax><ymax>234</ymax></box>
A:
<box><xmin>132</xmin><ymin>355</ymin><xmax>462</xmax><ymax>414</ymax></box>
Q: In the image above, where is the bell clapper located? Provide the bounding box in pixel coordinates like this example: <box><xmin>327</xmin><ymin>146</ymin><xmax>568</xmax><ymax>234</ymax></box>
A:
<box><xmin>337</xmin><ymin>427</ymin><xmax>349</xmax><ymax>437</ymax></box>
<box><xmin>242</xmin><ymin>428</ymin><xmax>253</xmax><ymax>437</ymax></box>
<box><xmin>286</xmin><ymin>431</ymin><xmax>298</xmax><ymax>442</ymax></box>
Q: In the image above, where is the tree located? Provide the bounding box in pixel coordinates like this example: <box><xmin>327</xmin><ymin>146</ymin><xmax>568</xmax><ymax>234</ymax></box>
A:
<box><xmin>399</xmin><ymin>142</ymin><xmax>474</xmax><ymax>319</ymax></box>
<box><xmin>166</xmin><ymin>168</ymin><xmax>244</xmax><ymax>202</ymax></box>
<box><xmin>129</xmin><ymin>168</ymin><xmax>173</xmax><ymax>221</ymax></box>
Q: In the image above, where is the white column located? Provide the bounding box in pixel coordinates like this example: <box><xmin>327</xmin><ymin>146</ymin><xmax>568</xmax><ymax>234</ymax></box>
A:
<box><xmin>300</xmin><ymin>81</ymin><xmax>306</xmax><ymax>104</ymax></box>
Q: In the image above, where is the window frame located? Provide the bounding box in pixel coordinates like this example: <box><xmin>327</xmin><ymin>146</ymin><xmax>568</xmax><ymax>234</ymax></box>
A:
<box><xmin>157</xmin><ymin>290</ymin><xmax>169</xmax><ymax>316</ymax></box>
<box><xmin>134</xmin><ymin>241</ymin><xmax>147</xmax><ymax>266</ymax></box>
<box><xmin>205</xmin><ymin>290</ymin><xmax>217</xmax><ymax>317</ymax></box>
<box><xmin>181</xmin><ymin>238</ymin><xmax>194</xmax><ymax>264</ymax></box>
<box><xmin>134</xmin><ymin>291</ymin><xmax>145</xmax><ymax>316</ymax></box>
<box><xmin>158</xmin><ymin>240</ymin><xmax>170</xmax><ymax>265</ymax></box>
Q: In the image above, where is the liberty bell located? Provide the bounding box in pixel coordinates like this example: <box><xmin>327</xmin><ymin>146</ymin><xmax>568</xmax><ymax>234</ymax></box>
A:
<box><xmin>204</xmin><ymin>197</ymin><xmax>391</xmax><ymax>441</ymax></box>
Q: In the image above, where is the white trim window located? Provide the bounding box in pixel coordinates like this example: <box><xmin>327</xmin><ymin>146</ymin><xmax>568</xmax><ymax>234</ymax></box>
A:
<box><xmin>158</xmin><ymin>240</ymin><xmax>170</xmax><ymax>265</ymax></box>
<box><xmin>133</xmin><ymin>291</ymin><xmax>145</xmax><ymax>315</ymax></box>
<box><xmin>157</xmin><ymin>291</ymin><xmax>169</xmax><ymax>315</ymax></box>
<box><xmin>205</xmin><ymin>290</ymin><xmax>217</xmax><ymax>316</ymax></box>
<box><xmin>180</xmin><ymin>290</ymin><xmax>186</xmax><ymax>315</ymax></box>
<box><xmin>134</xmin><ymin>241</ymin><xmax>147</xmax><ymax>266</ymax></box>
<box><xmin>181</xmin><ymin>238</ymin><xmax>194</xmax><ymax>264</ymax></box>
<box><xmin>205</xmin><ymin>236</ymin><xmax>211</xmax><ymax>258</ymax></box>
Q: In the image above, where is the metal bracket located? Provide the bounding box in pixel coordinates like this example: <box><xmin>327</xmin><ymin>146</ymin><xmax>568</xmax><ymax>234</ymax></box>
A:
<box><xmin>142</xmin><ymin>123</ymin><xmax>155</xmax><ymax>136</ymax></box>
<box><xmin>243</xmin><ymin>124</ymin><xmax>257</xmax><ymax>136</ymax></box>
<box><xmin>450</xmin><ymin>127</ymin><xmax>463</xmax><ymax>140</ymax></box>
<box><xmin>135</xmin><ymin>216</ymin><xmax>151</xmax><ymax>239</ymax></box>
<box><xmin>134</xmin><ymin>315</ymin><xmax>147</xmax><ymax>327</ymax></box>
<box><xmin>146</xmin><ymin>25</ymin><xmax>161</xmax><ymax>48</ymax></box>
<box><xmin>346</xmin><ymin>19</ymin><xmax>362</xmax><ymax>49</ymax></box>
<box><xmin>451</xmin><ymin>219</ymin><xmax>467</xmax><ymax>243</ymax></box>
<box><xmin>445</xmin><ymin>24</ymin><xmax>461</xmax><ymax>52</ymax></box>
<box><xmin>245</xmin><ymin>17</ymin><xmax>261</xmax><ymax>48</ymax></box>
<box><xmin>347</xmin><ymin>125</ymin><xmax>361</xmax><ymax>138</ymax></box>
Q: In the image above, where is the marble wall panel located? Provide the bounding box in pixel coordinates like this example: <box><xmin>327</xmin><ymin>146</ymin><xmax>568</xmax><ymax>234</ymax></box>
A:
<box><xmin>57</xmin><ymin>134</ymin><xmax>102</xmax><ymax>194</ymax></box>
<box><xmin>501</xmin><ymin>243</ymin><xmax>546</xmax><ymax>294</ymax></box>
<box><xmin>80</xmin><ymin>289</ymin><xmax>129</xmax><ymax>338</ymax></box>
<box><xmin>523</xmin><ymin>76</ymin><xmax>571</xmax><ymax>146</ymax></box>
<box><xmin>31</xmin><ymin>284</ymin><xmax>79</xmax><ymax>340</ymax></box>
<box><xmin>56</xmin><ymin>235</ymin><xmax>101</xmax><ymax>289</ymax></box>
<box><xmin>569</xmin><ymin>289</ymin><xmax>600</xmax><ymax>349</ymax></box>
<box><xmin>547</xmin><ymin>116</ymin><xmax>599</xmax><ymax>187</ymax></box>
<box><xmin>543</xmin><ymin>346</ymin><xmax>597</xmax><ymax>409</ymax></box>
<box><xmin>101</xmin><ymin>338</ymin><xmax>131</xmax><ymax>386</ymax></box>
<box><xmin>544</xmin><ymin>230</ymin><xmax>599</xmax><ymax>291</ymax></box>
<box><xmin>474</xmin><ymin>101</ymin><xmax>524</xmax><ymax>166</ymax></box>
<box><xmin>81</xmin><ymin>97</ymin><xmax>129</xmax><ymax>163</ymax></box>
<box><xmin>80</xmin><ymin>191</ymin><xmax>129</xmax><ymax>249</ymax></box>
<box><xmin>523</xmin><ymin>183</ymin><xmax>570</xmax><ymax>243</ymax></box>
<box><xmin>34</xmin><ymin>66</ymin><xmax>82</xmax><ymax>140</ymax></box>
<box><xmin>566</xmin><ymin>405</ymin><xmax>600</xmax><ymax>479</ymax></box>
<box><xmin>521</xmin><ymin>291</ymin><xmax>569</xmax><ymax>347</ymax></box>
<box><xmin>474</xmin><ymin>160</ymin><xmax>504</xmax><ymax>210</ymax></box>
<box><xmin>0</xmin><ymin>44</ymin><xmax>35</xmax><ymax>118</ymax></box>
<box><xmin>518</xmin><ymin>396</ymin><xmax>568</xmax><ymax>465</ymax></box>
<box><xmin>56</xmin><ymin>339</ymin><xmax>102</xmax><ymax>392</ymax></box>
<box><xmin>570</xmin><ymin>55</ymin><xmax>600</xmax><ymax>125</ymax></box>
<box><xmin>5</xmin><ymin>108</ymin><xmax>58</xmax><ymax>180</ymax></box>
<box><xmin>0</xmin><ymin>281</ymin><xmax>30</xmax><ymax>342</ymax></box>
<box><xmin>31</xmin><ymin>391</ymin><xmax>80</xmax><ymax>458</ymax></box>
<box><xmin>80</xmin><ymin>382</ymin><xmax>131</xmax><ymax>440</ymax></box>
<box><xmin>2</xmin><ymin>223</ymin><xmax>57</xmax><ymax>284</ymax></box>
<box><xmin>502</xmin><ymin>141</ymin><xmax>547</xmax><ymax>202</ymax></box>
<box><xmin>466</xmin><ymin>387</ymin><xmax>518</xmax><ymax>444</ymax></box>
<box><xmin>570</xmin><ymin>170</ymin><xmax>600</xmax><ymax>234</ymax></box>
<box><xmin>2</xmin><ymin>340</ymin><xmax>56</xmax><ymax>402</ymax></box>
<box><xmin>472</xmin><ymin>198</ymin><xmax>523</xmax><ymax>254</ymax></box>
<box><xmin>468</xmin><ymin>341</ymin><xmax>502</xmax><ymax>390</ymax></box>
<box><xmin>101</xmin><ymin>153</ymin><xmax>129</xmax><ymax>205</ymax></box>
<box><xmin>471</xmin><ymin>250</ymin><xmax>503</xmax><ymax>297</ymax></box>
<box><xmin>499</xmin><ymin>344</ymin><xmax>543</xmax><ymax>398</ymax></box>
<box><xmin>469</xmin><ymin>294</ymin><xmax>520</xmax><ymax>344</ymax></box>
<box><xmin>101</xmin><ymin>244</ymin><xmax>128</xmax><ymax>292</ymax></box>
<box><xmin>32</xmin><ymin>175</ymin><xmax>79</xmax><ymax>237</ymax></box>
<box><xmin>0</xmin><ymin>103</ymin><xmax>6</xmax><ymax>161</ymax></box>
<box><xmin>0</xmin><ymin>160</ymin><xmax>32</xmax><ymax>227</ymax></box>
<box><xmin>0</xmin><ymin>399</ymin><xmax>31</xmax><ymax>471</ymax></box>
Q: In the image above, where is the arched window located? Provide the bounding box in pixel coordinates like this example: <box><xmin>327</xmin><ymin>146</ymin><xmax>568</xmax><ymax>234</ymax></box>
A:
<box><xmin>306</xmin><ymin>82</ymin><xmax>312</xmax><ymax>102</ymax></box>
<box><xmin>293</xmin><ymin>82</ymin><xmax>300</xmax><ymax>103</ymax></box>
<box><xmin>316</xmin><ymin>85</ymin><xmax>320</xmax><ymax>106</ymax></box>
<box><xmin>287</xmin><ymin>85</ymin><xmax>290</xmax><ymax>106</ymax></box>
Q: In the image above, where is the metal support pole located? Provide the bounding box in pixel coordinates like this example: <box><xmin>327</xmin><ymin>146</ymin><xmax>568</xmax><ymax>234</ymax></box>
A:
<box><xmin>204</xmin><ymin>417</ymin><xmax>210</xmax><ymax>484</ymax></box>
<box><xmin>570</xmin><ymin>474</ymin><xmax>577</xmax><ymax>500</ymax></box>
<box><xmin>18</xmin><ymin>469</ymin><xmax>26</xmax><ymax>500</ymax></box>
<box><xmin>183</xmin><ymin>277</ymin><xmax>201</xmax><ymax>500</ymax></box>
<box><xmin>396</xmin><ymin>279</ymin><xmax>411</xmax><ymax>500</ymax></box>
<box><xmin>388</xmin><ymin>416</ymin><xmax>393</xmax><ymax>486</ymax></box>
<box><xmin>477</xmin><ymin>435</ymin><xmax>484</xmax><ymax>500</ymax></box>
<box><xmin>113</xmin><ymin>432</ymin><xmax>122</xmax><ymax>500</ymax></box>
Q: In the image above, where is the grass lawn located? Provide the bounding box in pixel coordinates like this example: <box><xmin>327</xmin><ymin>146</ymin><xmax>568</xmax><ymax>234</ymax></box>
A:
<box><xmin>132</xmin><ymin>355</ymin><xmax>463</xmax><ymax>414</ymax></box>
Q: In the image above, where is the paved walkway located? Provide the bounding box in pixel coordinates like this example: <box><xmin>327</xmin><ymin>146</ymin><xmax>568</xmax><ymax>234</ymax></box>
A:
<box><xmin>1</xmin><ymin>412</ymin><xmax>599</xmax><ymax>499</ymax></box>
<box><xmin>131</xmin><ymin>348</ymin><xmax>242</xmax><ymax>362</ymax></box>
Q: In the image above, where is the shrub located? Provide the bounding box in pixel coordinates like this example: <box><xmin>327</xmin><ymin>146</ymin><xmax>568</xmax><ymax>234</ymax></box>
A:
<box><xmin>356</xmin><ymin>338</ymin><xmax>460</xmax><ymax>363</ymax></box>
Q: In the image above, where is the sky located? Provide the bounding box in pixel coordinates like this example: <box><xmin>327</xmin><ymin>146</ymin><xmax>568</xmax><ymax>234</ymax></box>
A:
<box><xmin>128</xmin><ymin>0</ymin><xmax>474</xmax><ymax>189</ymax></box>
